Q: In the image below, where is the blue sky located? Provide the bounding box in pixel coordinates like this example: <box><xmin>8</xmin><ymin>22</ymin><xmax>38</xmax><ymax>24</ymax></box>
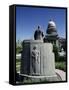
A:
<box><xmin>16</xmin><ymin>6</ymin><xmax>66</xmax><ymax>41</ymax></box>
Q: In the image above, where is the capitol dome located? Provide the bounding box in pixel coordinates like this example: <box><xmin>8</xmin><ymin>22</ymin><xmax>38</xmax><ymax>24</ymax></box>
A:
<box><xmin>48</xmin><ymin>20</ymin><xmax>56</xmax><ymax>28</ymax></box>
<box><xmin>46</xmin><ymin>20</ymin><xmax>57</xmax><ymax>35</ymax></box>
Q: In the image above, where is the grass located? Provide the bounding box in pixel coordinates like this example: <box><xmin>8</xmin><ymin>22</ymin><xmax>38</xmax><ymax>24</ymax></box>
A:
<box><xmin>55</xmin><ymin>61</ymin><xmax>66</xmax><ymax>72</ymax></box>
<box><xmin>16</xmin><ymin>59</ymin><xmax>21</xmax><ymax>72</ymax></box>
<box><xmin>22</xmin><ymin>79</ymin><xmax>49</xmax><ymax>84</ymax></box>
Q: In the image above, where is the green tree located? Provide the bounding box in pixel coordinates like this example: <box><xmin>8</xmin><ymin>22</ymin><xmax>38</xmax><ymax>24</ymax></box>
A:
<box><xmin>53</xmin><ymin>44</ymin><xmax>59</xmax><ymax>61</ymax></box>
<box><xmin>16</xmin><ymin>41</ymin><xmax>22</xmax><ymax>54</ymax></box>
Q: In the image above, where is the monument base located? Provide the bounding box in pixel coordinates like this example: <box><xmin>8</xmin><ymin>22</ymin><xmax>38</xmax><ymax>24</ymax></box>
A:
<box><xmin>20</xmin><ymin>40</ymin><xmax>63</xmax><ymax>83</ymax></box>
<box><xmin>19</xmin><ymin>73</ymin><xmax>62</xmax><ymax>83</ymax></box>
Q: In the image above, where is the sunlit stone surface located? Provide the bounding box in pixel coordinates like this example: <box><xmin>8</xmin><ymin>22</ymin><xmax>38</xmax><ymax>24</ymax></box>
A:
<box><xmin>20</xmin><ymin>40</ymin><xmax>57</xmax><ymax>81</ymax></box>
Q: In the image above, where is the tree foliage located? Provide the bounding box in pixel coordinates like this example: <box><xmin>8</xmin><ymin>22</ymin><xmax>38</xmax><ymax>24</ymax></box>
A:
<box><xmin>53</xmin><ymin>44</ymin><xmax>59</xmax><ymax>61</ymax></box>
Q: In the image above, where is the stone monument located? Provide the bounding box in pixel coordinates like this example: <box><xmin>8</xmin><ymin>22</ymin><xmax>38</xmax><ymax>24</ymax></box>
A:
<box><xmin>20</xmin><ymin>26</ymin><xmax>60</xmax><ymax>82</ymax></box>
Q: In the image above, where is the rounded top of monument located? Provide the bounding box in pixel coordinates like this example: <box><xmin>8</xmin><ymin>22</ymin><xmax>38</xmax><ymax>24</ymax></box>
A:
<box><xmin>46</xmin><ymin>20</ymin><xmax>57</xmax><ymax>35</ymax></box>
